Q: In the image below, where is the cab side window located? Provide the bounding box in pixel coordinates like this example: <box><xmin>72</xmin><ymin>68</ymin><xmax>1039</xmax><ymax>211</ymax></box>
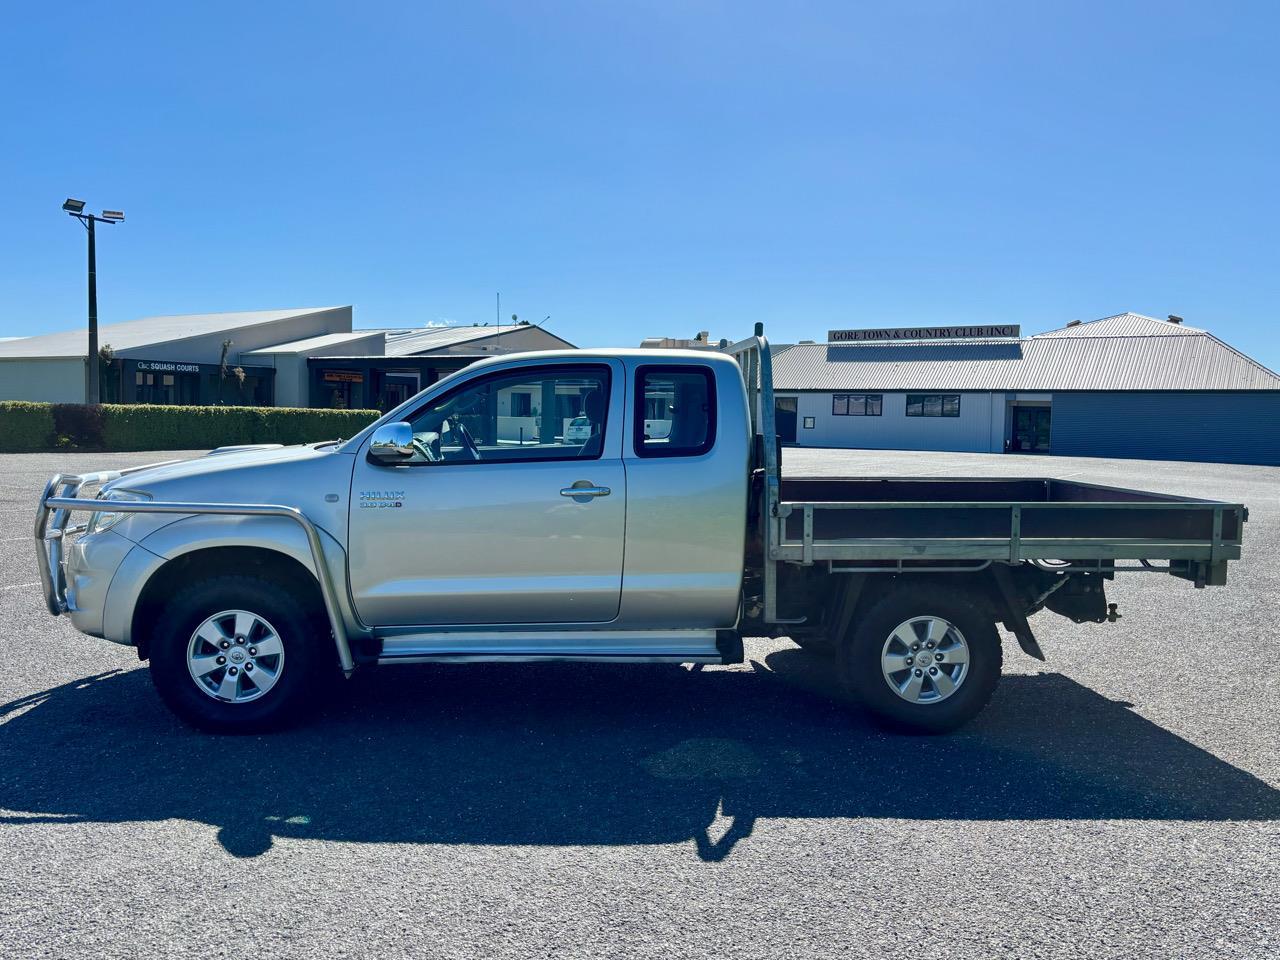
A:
<box><xmin>407</xmin><ymin>366</ymin><xmax>610</xmax><ymax>463</ymax></box>
<box><xmin>635</xmin><ymin>366</ymin><xmax>716</xmax><ymax>458</ymax></box>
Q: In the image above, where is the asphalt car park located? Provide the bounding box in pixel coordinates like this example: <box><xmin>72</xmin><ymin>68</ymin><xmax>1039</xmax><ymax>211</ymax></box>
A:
<box><xmin>1</xmin><ymin>447</ymin><xmax>1276</xmax><ymax>959</ymax></box>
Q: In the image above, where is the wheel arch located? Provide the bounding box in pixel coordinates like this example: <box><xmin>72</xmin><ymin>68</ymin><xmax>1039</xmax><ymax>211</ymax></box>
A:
<box><xmin>812</xmin><ymin>569</ymin><xmax>1009</xmax><ymax>645</ymax></box>
<box><xmin>131</xmin><ymin>546</ymin><xmax>325</xmax><ymax>661</ymax></box>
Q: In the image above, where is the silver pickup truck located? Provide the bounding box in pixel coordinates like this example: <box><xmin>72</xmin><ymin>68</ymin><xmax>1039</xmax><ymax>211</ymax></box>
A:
<box><xmin>34</xmin><ymin>326</ymin><xmax>1248</xmax><ymax>734</ymax></box>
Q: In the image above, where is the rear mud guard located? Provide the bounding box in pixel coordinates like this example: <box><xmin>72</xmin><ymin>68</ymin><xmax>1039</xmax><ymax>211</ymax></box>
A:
<box><xmin>990</xmin><ymin>564</ymin><xmax>1045</xmax><ymax>662</ymax></box>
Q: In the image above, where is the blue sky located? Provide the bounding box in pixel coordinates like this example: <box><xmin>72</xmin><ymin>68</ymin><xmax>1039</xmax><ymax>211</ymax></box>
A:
<box><xmin>2</xmin><ymin>1</ymin><xmax>1277</xmax><ymax>368</ymax></box>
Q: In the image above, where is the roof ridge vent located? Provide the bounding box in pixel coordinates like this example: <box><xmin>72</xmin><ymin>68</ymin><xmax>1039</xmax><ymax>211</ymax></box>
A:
<box><xmin>1167</xmin><ymin>314</ymin><xmax>1184</xmax><ymax>324</ymax></box>
<box><xmin>1065</xmin><ymin>319</ymin><xmax>1083</xmax><ymax>327</ymax></box>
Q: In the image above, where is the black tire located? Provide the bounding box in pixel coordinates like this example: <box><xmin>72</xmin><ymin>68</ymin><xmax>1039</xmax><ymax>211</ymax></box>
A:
<box><xmin>839</xmin><ymin>584</ymin><xmax>1002</xmax><ymax>734</ymax></box>
<box><xmin>790</xmin><ymin>633</ymin><xmax>836</xmax><ymax>655</ymax></box>
<box><xmin>148</xmin><ymin>574</ymin><xmax>329</xmax><ymax>733</ymax></box>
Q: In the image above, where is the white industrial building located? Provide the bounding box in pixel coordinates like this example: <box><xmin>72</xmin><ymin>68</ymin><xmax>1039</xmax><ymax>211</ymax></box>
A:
<box><xmin>767</xmin><ymin>313</ymin><xmax>1280</xmax><ymax>466</ymax></box>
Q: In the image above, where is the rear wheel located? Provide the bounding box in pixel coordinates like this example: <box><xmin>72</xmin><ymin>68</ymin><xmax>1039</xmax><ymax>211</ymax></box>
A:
<box><xmin>148</xmin><ymin>575</ymin><xmax>327</xmax><ymax>733</ymax></box>
<box><xmin>839</xmin><ymin>585</ymin><xmax>1002</xmax><ymax>733</ymax></box>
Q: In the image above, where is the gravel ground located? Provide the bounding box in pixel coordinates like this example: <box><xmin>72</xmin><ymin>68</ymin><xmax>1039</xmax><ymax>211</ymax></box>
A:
<box><xmin>1</xmin><ymin>447</ymin><xmax>1276</xmax><ymax>959</ymax></box>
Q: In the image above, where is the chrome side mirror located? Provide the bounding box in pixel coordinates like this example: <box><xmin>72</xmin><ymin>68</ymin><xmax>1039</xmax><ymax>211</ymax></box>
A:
<box><xmin>368</xmin><ymin>422</ymin><xmax>414</xmax><ymax>464</ymax></box>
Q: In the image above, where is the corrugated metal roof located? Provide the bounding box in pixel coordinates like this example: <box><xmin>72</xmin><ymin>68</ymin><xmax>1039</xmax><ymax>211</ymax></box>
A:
<box><xmin>0</xmin><ymin>307</ymin><xmax>348</xmax><ymax>359</ymax></box>
<box><xmin>380</xmin><ymin>324</ymin><xmax>575</xmax><ymax>356</ymax></box>
<box><xmin>1033</xmin><ymin>312</ymin><xmax>1204</xmax><ymax>337</ymax></box>
<box><xmin>243</xmin><ymin>331</ymin><xmax>385</xmax><ymax>355</ymax></box>
<box><xmin>772</xmin><ymin>331</ymin><xmax>1280</xmax><ymax>392</ymax></box>
<box><xmin>381</xmin><ymin>326</ymin><xmax>504</xmax><ymax>355</ymax></box>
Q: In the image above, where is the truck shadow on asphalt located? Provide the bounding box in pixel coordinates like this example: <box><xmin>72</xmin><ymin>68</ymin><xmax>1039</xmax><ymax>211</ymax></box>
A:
<box><xmin>1</xmin><ymin>648</ymin><xmax>1277</xmax><ymax>861</ymax></box>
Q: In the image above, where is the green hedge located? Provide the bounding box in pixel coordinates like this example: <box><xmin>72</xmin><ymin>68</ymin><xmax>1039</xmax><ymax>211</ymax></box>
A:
<box><xmin>0</xmin><ymin>402</ymin><xmax>57</xmax><ymax>452</ymax></box>
<box><xmin>0</xmin><ymin>402</ymin><xmax>380</xmax><ymax>452</ymax></box>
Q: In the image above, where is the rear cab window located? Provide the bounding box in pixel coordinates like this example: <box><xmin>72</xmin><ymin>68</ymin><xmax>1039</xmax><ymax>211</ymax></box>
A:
<box><xmin>634</xmin><ymin>365</ymin><xmax>716</xmax><ymax>457</ymax></box>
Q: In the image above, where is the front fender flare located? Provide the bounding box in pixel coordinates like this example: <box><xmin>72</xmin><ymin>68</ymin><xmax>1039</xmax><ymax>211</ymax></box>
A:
<box><xmin>105</xmin><ymin>514</ymin><xmax>363</xmax><ymax>647</ymax></box>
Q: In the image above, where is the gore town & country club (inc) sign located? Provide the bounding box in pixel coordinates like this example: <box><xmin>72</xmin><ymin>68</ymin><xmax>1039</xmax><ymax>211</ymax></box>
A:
<box><xmin>828</xmin><ymin>325</ymin><xmax>1021</xmax><ymax>342</ymax></box>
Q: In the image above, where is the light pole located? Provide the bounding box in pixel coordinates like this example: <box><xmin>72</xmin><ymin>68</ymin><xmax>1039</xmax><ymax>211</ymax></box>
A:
<box><xmin>62</xmin><ymin>199</ymin><xmax>124</xmax><ymax>404</ymax></box>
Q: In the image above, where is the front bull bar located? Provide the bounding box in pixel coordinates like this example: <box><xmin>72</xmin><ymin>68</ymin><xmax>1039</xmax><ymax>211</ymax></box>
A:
<box><xmin>34</xmin><ymin>469</ymin><xmax>357</xmax><ymax>675</ymax></box>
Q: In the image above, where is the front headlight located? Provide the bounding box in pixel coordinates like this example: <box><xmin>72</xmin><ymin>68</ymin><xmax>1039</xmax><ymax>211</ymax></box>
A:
<box><xmin>90</xmin><ymin>489</ymin><xmax>152</xmax><ymax>534</ymax></box>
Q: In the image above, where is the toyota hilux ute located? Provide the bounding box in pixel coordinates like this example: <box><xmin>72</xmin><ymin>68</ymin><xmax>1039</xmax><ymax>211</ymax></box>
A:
<box><xmin>35</xmin><ymin>325</ymin><xmax>1248</xmax><ymax>734</ymax></box>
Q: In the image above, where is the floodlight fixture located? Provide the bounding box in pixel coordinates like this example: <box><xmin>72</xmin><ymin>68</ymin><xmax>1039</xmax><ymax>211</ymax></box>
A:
<box><xmin>61</xmin><ymin>196</ymin><xmax>126</xmax><ymax>403</ymax></box>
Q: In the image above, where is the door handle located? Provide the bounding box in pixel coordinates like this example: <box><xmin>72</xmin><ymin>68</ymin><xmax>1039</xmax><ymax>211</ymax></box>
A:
<box><xmin>560</xmin><ymin>482</ymin><xmax>611</xmax><ymax>499</ymax></box>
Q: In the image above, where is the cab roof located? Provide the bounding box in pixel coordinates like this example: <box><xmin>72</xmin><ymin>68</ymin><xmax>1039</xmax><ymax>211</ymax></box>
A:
<box><xmin>461</xmin><ymin>346</ymin><xmax>738</xmax><ymax>369</ymax></box>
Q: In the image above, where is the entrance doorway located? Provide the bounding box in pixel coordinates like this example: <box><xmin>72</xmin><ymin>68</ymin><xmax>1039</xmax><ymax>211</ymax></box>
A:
<box><xmin>776</xmin><ymin>397</ymin><xmax>798</xmax><ymax>444</ymax></box>
<box><xmin>135</xmin><ymin>370</ymin><xmax>200</xmax><ymax>405</ymax></box>
<box><xmin>380</xmin><ymin>375</ymin><xmax>419</xmax><ymax>412</ymax></box>
<box><xmin>1011</xmin><ymin>406</ymin><xmax>1051</xmax><ymax>453</ymax></box>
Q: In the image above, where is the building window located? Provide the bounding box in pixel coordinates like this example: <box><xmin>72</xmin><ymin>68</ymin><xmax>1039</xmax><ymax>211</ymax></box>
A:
<box><xmin>134</xmin><ymin>370</ymin><xmax>190</xmax><ymax>405</ymax></box>
<box><xmin>906</xmin><ymin>393</ymin><xmax>961</xmax><ymax>417</ymax></box>
<box><xmin>803</xmin><ymin>416</ymin><xmax>815</xmax><ymax>429</ymax></box>
<box><xmin>509</xmin><ymin>391</ymin><xmax>533</xmax><ymax>417</ymax></box>
<box><xmin>832</xmin><ymin>393</ymin><xmax>883</xmax><ymax>416</ymax></box>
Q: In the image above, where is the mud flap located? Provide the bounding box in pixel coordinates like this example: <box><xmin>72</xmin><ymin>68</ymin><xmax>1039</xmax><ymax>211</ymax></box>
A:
<box><xmin>831</xmin><ymin>574</ymin><xmax>866</xmax><ymax>646</ymax></box>
<box><xmin>717</xmin><ymin>629</ymin><xmax>745</xmax><ymax>664</ymax></box>
<box><xmin>990</xmin><ymin>564</ymin><xmax>1045</xmax><ymax>662</ymax></box>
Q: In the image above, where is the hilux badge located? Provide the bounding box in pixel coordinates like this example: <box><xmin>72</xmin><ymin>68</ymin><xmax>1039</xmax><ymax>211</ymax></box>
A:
<box><xmin>359</xmin><ymin>490</ymin><xmax>405</xmax><ymax>509</ymax></box>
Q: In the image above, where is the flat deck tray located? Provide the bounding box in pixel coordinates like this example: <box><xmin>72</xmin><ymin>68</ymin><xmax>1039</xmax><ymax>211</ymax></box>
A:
<box><xmin>779</xmin><ymin>477</ymin><xmax>1243</xmax><ymax>547</ymax></box>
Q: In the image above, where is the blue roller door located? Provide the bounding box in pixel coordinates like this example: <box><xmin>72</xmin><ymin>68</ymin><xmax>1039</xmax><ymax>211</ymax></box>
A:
<box><xmin>1051</xmin><ymin>392</ymin><xmax>1280</xmax><ymax>466</ymax></box>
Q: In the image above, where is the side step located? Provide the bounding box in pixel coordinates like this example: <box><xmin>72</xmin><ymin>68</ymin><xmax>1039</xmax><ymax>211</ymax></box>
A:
<box><xmin>372</xmin><ymin>627</ymin><xmax>739</xmax><ymax>665</ymax></box>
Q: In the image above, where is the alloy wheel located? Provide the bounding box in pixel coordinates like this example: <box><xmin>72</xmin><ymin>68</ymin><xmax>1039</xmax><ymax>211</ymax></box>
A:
<box><xmin>186</xmin><ymin>609</ymin><xmax>285</xmax><ymax>704</ymax></box>
<box><xmin>879</xmin><ymin>615</ymin><xmax>970</xmax><ymax>704</ymax></box>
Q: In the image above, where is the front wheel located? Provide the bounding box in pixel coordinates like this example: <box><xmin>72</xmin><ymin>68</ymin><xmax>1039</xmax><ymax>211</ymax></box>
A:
<box><xmin>148</xmin><ymin>575</ymin><xmax>327</xmax><ymax>733</ymax></box>
<box><xmin>839</xmin><ymin>585</ymin><xmax>1002</xmax><ymax>734</ymax></box>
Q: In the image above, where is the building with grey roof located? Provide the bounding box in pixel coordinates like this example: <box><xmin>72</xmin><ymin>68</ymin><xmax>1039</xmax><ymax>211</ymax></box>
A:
<box><xmin>299</xmin><ymin>322</ymin><xmax>574</xmax><ymax>410</ymax></box>
<box><xmin>380</xmin><ymin>323</ymin><xmax>572</xmax><ymax>357</ymax></box>
<box><xmin>0</xmin><ymin>307</ymin><xmax>353</xmax><ymax>405</ymax></box>
<box><xmin>0</xmin><ymin>308</ymin><xmax>574</xmax><ymax>410</ymax></box>
<box><xmin>769</xmin><ymin>313</ymin><xmax>1280</xmax><ymax>465</ymax></box>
